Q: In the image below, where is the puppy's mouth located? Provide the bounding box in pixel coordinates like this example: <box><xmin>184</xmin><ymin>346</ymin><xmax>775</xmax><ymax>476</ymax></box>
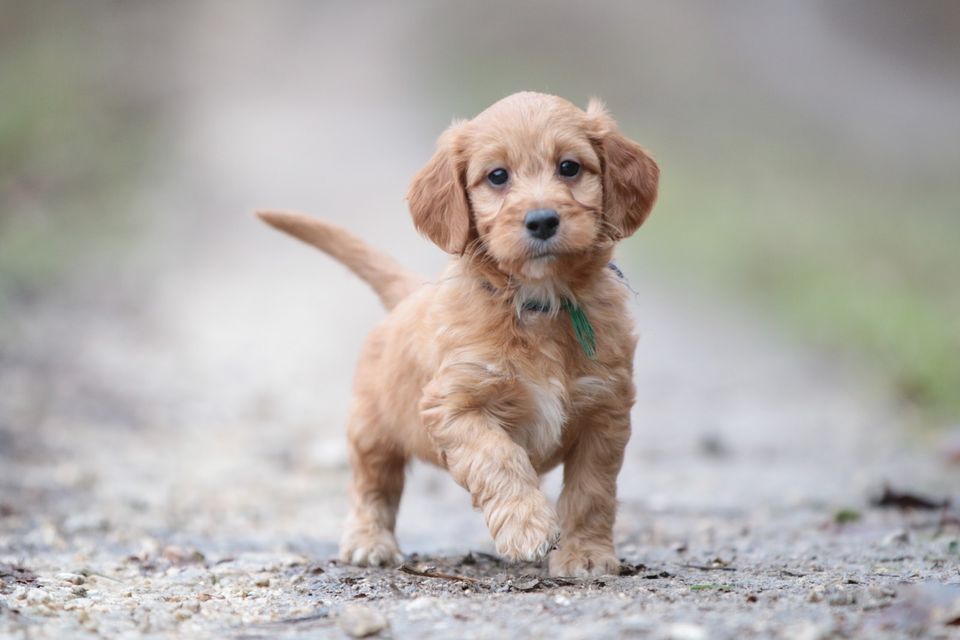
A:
<box><xmin>525</xmin><ymin>240</ymin><xmax>562</xmax><ymax>260</ymax></box>
<box><xmin>528</xmin><ymin>249</ymin><xmax>557</xmax><ymax>261</ymax></box>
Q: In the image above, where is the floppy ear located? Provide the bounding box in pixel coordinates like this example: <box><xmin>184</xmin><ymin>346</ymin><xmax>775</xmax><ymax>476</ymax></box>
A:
<box><xmin>587</xmin><ymin>99</ymin><xmax>660</xmax><ymax>239</ymax></box>
<box><xmin>406</xmin><ymin>121</ymin><xmax>472</xmax><ymax>254</ymax></box>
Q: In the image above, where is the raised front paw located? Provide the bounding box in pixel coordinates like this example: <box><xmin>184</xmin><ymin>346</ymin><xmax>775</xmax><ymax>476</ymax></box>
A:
<box><xmin>488</xmin><ymin>494</ymin><xmax>561</xmax><ymax>563</ymax></box>
<box><xmin>548</xmin><ymin>542</ymin><xmax>620</xmax><ymax>577</ymax></box>
<box><xmin>339</xmin><ymin>528</ymin><xmax>403</xmax><ymax>567</ymax></box>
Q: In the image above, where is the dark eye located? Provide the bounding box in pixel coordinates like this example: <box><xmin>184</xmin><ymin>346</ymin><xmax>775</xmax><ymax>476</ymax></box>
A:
<box><xmin>558</xmin><ymin>160</ymin><xmax>580</xmax><ymax>178</ymax></box>
<box><xmin>487</xmin><ymin>168</ymin><xmax>509</xmax><ymax>186</ymax></box>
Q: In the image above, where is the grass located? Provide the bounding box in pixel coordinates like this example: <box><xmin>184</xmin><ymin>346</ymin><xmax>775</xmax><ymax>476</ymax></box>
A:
<box><xmin>833</xmin><ymin>508</ymin><xmax>863</xmax><ymax>525</ymax></box>
<box><xmin>0</xmin><ymin>12</ymin><xmax>152</xmax><ymax>314</ymax></box>
<box><xmin>637</xmin><ymin>140</ymin><xmax>960</xmax><ymax>422</ymax></box>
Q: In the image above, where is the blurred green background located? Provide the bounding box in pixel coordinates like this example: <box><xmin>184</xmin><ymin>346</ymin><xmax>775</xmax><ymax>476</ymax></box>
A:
<box><xmin>2</xmin><ymin>1</ymin><xmax>958</xmax><ymax>420</ymax></box>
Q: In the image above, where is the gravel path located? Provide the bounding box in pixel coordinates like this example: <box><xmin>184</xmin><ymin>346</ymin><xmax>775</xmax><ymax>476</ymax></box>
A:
<box><xmin>2</xmin><ymin>6</ymin><xmax>959</xmax><ymax>638</ymax></box>
<box><xmin>3</xmin><ymin>234</ymin><xmax>959</xmax><ymax>639</ymax></box>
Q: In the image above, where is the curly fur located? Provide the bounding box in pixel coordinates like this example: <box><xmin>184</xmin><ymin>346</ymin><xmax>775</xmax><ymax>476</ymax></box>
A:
<box><xmin>258</xmin><ymin>91</ymin><xmax>659</xmax><ymax>577</ymax></box>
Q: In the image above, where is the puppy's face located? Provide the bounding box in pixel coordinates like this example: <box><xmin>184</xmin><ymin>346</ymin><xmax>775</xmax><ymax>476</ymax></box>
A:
<box><xmin>463</xmin><ymin>98</ymin><xmax>604</xmax><ymax>279</ymax></box>
<box><xmin>408</xmin><ymin>92</ymin><xmax>659</xmax><ymax>282</ymax></box>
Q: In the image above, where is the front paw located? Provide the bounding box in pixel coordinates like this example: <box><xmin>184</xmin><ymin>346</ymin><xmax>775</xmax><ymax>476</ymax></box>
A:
<box><xmin>339</xmin><ymin>528</ymin><xmax>403</xmax><ymax>567</ymax></box>
<box><xmin>548</xmin><ymin>542</ymin><xmax>620</xmax><ymax>577</ymax></box>
<box><xmin>489</xmin><ymin>494</ymin><xmax>560</xmax><ymax>563</ymax></box>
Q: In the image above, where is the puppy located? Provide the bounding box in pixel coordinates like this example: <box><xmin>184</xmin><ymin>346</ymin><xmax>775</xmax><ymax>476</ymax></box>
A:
<box><xmin>258</xmin><ymin>91</ymin><xmax>658</xmax><ymax>577</ymax></box>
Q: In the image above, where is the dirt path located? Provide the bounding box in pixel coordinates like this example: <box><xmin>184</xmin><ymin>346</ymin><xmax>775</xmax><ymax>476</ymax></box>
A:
<box><xmin>4</xmin><ymin>216</ymin><xmax>959</xmax><ymax>640</ymax></box>
<box><xmin>3</xmin><ymin>6</ymin><xmax>959</xmax><ymax>639</ymax></box>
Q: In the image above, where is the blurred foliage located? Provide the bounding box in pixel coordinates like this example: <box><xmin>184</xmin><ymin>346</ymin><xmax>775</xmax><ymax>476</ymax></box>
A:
<box><xmin>412</xmin><ymin>2</ymin><xmax>960</xmax><ymax>422</ymax></box>
<box><xmin>0</xmin><ymin>1</ymin><xmax>957</xmax><ymax>422</ymax></box>
<box><xmin>0</xmin><ymin>4</ymin><xmax>154</xmax><ymax>311</ymax></box>
<box><xmin>644</xmin><ymin>142</ymin><xmax>960</xmax><ymax>420</ymax></box>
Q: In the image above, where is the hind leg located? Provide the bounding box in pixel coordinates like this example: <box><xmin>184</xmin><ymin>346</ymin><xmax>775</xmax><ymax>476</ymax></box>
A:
<box><xmin>339</xmin><ymin>407</ymin><xmax>406</xmax><ymax>566</ymax></box>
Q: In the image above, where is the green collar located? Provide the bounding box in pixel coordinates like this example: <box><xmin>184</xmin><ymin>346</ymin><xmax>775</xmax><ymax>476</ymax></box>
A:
<box><xmin>560</xmin><ymin>298</ymin><xmax>597</xmax><ymax>360</ymax></box>
<box><xmin>481</xmin><ymin>282</ymin><xmax>599</xmax><ymax>360</ymax></box>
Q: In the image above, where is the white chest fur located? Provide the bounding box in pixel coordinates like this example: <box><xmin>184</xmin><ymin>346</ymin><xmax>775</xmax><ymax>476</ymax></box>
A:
<box><xmin>521</xmin><ymin>377</ymin><xmax>567</xmax><ymax>458</ymax></box>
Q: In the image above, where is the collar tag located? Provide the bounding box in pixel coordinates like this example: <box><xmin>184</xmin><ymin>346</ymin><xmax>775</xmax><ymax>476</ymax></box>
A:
<box><xmin>481</xmin><ymin>279</ymin><xmax>599</xmax><ymax>359</ymax></box>
<box><xmin>561</xmin><ymin>299</ymin><xmax>597</xmax><ymax>359</ymax></box>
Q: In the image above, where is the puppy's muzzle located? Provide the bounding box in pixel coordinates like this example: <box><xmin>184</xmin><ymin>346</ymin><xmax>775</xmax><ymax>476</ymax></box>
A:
<box><xmin>524</xmin><ymin>209</ymin><xmax>560</xmax><ymax>241</ymax></box>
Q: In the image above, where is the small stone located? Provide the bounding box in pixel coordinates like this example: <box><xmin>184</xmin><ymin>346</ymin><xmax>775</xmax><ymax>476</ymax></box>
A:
<box><xmin>553</xmin><ymin>594</ymin><xmax>572</xmax><ymax>607</ymax></box>
<box><xmin>511</xmin><ymin>577</ymin><xmax>541</xmax><ymax>591</ymax></box>
<box><xmin>663</xmin><ymin>622</ymin><xmax>707</xmax><ymax>640</ymax></box>
<box><xmin>254</xmin><ymin>576</ymin><xmax>271</xmax><ymax>588</ymax></box>
<box><xmin>783</xmin><ymin>621</ymin><xmax>832</xmax><ymax>640</ymax></box>
<box><xmin>807</xmin><ymin>587</ymin><xmax>824</xmax><ymax>603</ymax></box>
<box><xmin>826</xmin><ymin>585</ymin><xmax>858</xmax><ymax>606</ymax></box>
<box><xmin>404</xmin><ymin>597</ymin><xmax>439</xmax><ymax>615</ymax></box>
<box><xmin>62</xmin><ymin>513</ymin><xmax>109</xmax><ymax>534</ymax></box>
<box><xmin>338</xmin><ymin>604</ymin><xmax>389</xmax><ymax>637</ymax></box>
<box><xmin>868</xmin><ymin>584</ymin><xmax>896</xmax><ymax>600</ymax></box>
<box><xmin>620</xmin><ymin>615</ymin><xmax>653</xmax><ymax>633</ymax></box>
<box><xmin>26</xmin><ymin>588</ymin><xmax>50</xmax><ymax>605</ymax></box>
<box><xmin>162</xmin><ymin>546</ymin><xmax>205</xmax><ymax>565</ymax></box>
<box><xmin>882</xmin><ymin>529</ymin><xmax>909</xmax><ymax>546</ymax></box>
<box><xmin>57</xmin><ymin>572</ymin><xmax>85</xmax><ymax>585</ymax></box>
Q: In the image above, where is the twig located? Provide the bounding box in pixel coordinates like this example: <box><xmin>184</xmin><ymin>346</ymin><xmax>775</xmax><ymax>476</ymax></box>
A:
<box><xmin>398</xmin><ymin>564</ymin><xmax>485</xmax><ymax>585</ymax></box>
<box><xmin>262</xmin><ymin>610</ymin><xmax>330</xmax><ymax>625</ymax></box>
<box><xmin>679</xmin><ymin>563</ymin><xmax>737</xmax><ymax>572</ymax></box>
<box><xmin>872</xmin><ymin>485</ymin><xmax>949</xmax><ymax>511</ymax></box>
<box><xmin>467</xmin><ymin>550</ymin><xmax>503</xmax><ymax>564</ymax></box>
<box><xmin>82</xmin><ymin>570</ymin><xmax>123</xmax><ymax>583</ymax></box>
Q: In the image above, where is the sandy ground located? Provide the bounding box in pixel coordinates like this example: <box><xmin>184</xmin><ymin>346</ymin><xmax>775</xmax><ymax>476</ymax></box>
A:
<box><xmin>3</xmin><ymin>6</ymin><xmax>960</xmax><ymax>638</ymax></box>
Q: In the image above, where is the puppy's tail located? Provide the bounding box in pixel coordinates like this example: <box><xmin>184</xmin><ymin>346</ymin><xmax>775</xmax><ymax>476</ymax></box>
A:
<box><xmin>257</xmin><ymin>210</ymin><xmax>421</xmax><ymax>310</ymax></box>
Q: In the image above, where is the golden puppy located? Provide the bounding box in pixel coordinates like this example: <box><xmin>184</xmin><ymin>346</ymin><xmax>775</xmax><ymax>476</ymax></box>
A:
<box><xmin>259</xmin><ymin>91</ymin><xmax>658</xmax><ymax>577</ymax></box>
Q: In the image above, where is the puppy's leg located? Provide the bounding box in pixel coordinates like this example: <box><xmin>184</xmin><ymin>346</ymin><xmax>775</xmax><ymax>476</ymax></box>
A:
<box><xmin>425</xmin><ymin>408</ymin><xmax>560</xmax><ymax>562</ymax></box>
<box><xmin>549</xmin><ymin>410</ymin><xmax>630</xmax><ymax>577</ymax></box>
<box><xmin>339</xmin><ymin>406</ymin><xmax>406</xmax><ymax>567</ymax></box>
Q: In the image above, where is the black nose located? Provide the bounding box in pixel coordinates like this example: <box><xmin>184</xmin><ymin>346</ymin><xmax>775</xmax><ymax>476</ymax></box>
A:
<box><xmin>524</xmin><ymin>209</ymin><xmax>559</xmax><ymax>240</ymax></box>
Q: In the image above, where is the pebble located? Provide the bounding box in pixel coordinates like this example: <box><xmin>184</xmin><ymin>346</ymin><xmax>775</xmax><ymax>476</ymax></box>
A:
<box><xmin>662</xmin><ymin>622</ymin><xmax>707</xmax><ymax>640</ymax></box>
<box><xmin>162</xmin><ymin>545</ymin><xmax>205</xmax><ymax>565</ymax></box>
<box><xmin>881</xmin><ymin>529</ymin><xmax>909</xmax><ymax>546</ymax></box>
<box><xmin>26</xmin><ymin>588</ymin><xmax>51</xmax><ymax>606</ymax></box>
<box><xmin>620</xmin><ymin>615</ymin><xmax>653</xmax><ymax>633</ymax></box>
<box><xmin>405</xmin><ymin>597</ymin><xmax>440</xmax><ymax>615</ymax></box>
<box><xmin>826</xmin><ymin>585</ymin><xmax>859</xmax><ymax>607</ymax></box>
<box><xmin>337</xmin><ymin>604</ymin><xmax>389</xmax><ymax>638</ymax></box>
<box><xmin>62</xmin><ymin>513</ymin><xmax>109</xmax><ymax>534</ymax></box>
<box><xmin>783</xmin><ymin>621</ymin><xmax>833</xmax><ymax>640</ymax></box>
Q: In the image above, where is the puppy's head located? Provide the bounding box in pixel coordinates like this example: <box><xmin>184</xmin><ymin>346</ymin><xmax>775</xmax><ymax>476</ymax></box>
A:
<box><xmin>407</xmin><ymin>92</ymin><xmax>659</xmax><ymax>281</ymax></box>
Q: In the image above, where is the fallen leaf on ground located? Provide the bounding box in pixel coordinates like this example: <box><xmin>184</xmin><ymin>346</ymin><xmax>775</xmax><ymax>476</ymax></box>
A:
<box><xmin>872</xmin><ymin>485</ymin><xmax>949</xmax><ymax>511</ymax></box>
